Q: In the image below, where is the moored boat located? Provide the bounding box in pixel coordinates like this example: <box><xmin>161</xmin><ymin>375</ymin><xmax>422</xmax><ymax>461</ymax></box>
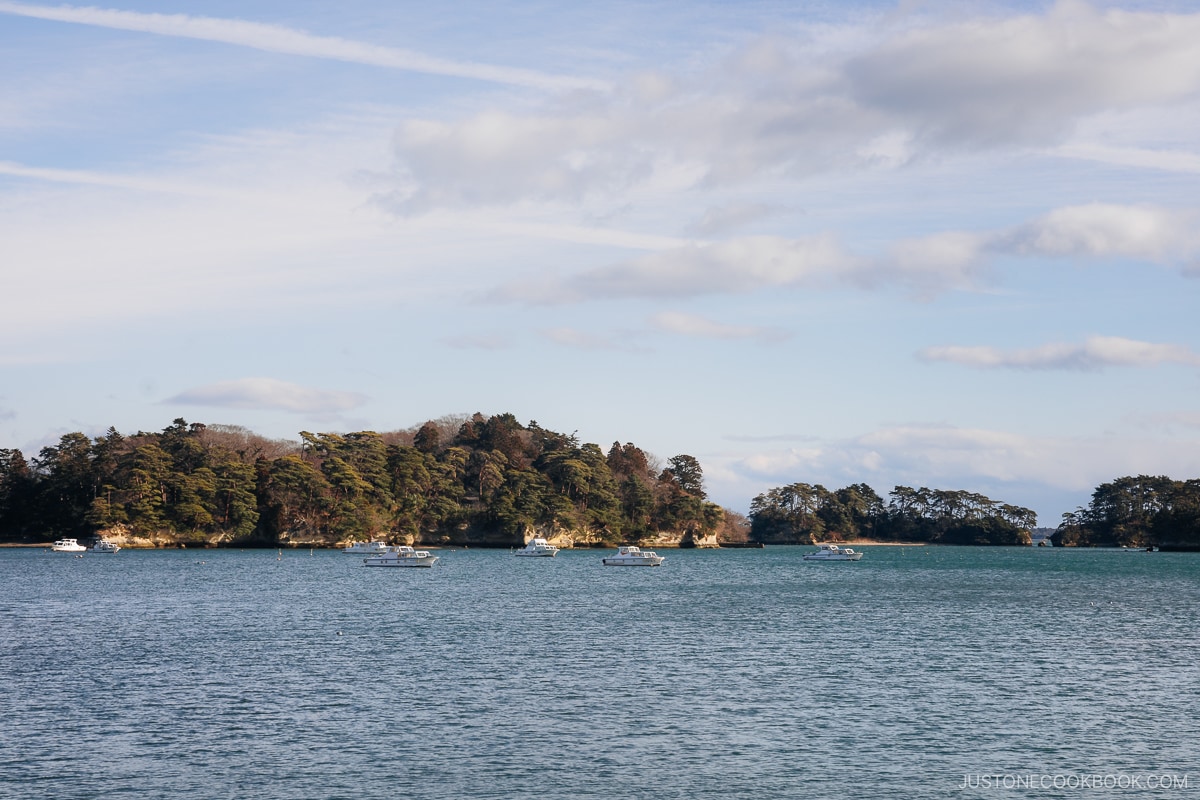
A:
<box><xmin>602</xmin><ymin>545</ymin><xmax>664</xmax><ymax>567</ymax></box>
<box><xmin>89</xmin><ymin>539</ymin><xmax>121</xmax><ymax>554</ymax></box>
<box><xmin>51</xmin><ymin>538</ymin><xmax>87</xmax><ymax>552</ymax></box>
<box><xmin>364</xmin><ymin>545</ymin><xmax>438</xmax><ymax>568</ymax></box>
<box><xmin>803</xmin><ymin>543</ymin><xmax>862</xmax><ymax>561</ymax></box>
<box><xmin>342</xmin><ymin>540</ymin><xmax>391</xmax><ymax>555</ymax></box>
<box><xmin>514</xmin><ymin>537</ymin><xmax>559</xmax><ymax>557</ymax></box>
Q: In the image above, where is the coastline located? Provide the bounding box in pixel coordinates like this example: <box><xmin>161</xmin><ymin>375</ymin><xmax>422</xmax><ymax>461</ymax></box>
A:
<box><xmin>2</xmin><ymin>539</ymin><xmax>998</xmax><ymax>549</ymax></box>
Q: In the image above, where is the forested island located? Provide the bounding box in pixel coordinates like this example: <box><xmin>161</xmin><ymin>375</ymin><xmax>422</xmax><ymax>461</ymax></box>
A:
<box><xmin>748</xmin><ymin>483</ymin><xmax>1037</xmax><ymax>546</ymax></box>
<box><xmin>0</xmin><ymin>414</ymin><xmax>1196</xmax><ymax>549</ymax></box>
<box><xmin>0</xmin><ymin>415</ymin><xmax>729</xmax><ymax>549</ymax></box>
<box><xmin>1053</xmin><ymin>475</ymin><xmax>1200</xmax><ymax>550</ymax></box>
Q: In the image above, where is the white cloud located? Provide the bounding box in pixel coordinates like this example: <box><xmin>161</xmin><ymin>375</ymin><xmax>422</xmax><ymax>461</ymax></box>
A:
<box><xmin>0</xmin><ymin>115</ymin><xmax>494</xmax><ymax>335</ymax></box>
<box><xmin>919</xmin><ymin>336</ymin><xmax>1200</xmax><ymax>371</ymax></box>
<box><xmin>0</xmin><ymin>160</ymin><xmax>232</xmax><ymax>197</ymax></box>
<box><xmin>1051</xmin><ymin>142</ymin><xmax>1200</xmax><ymax>175</ymax></box>
<box><xmin>165</xmin><ymin>378</ymin><xmax>367</xmax><ymax>414</ymax></box>
<box><xmin>441</xmin><ymin>334</ymin><xmax>513</xmax><ymax>351</ymax></box>
<box><xmin>376</xmin><ymin>3</ymin><xmax>1200</xmax><ymax>214</ymax></box>
<box><xmin>685</xmin><ymin>203</ymin><xmax>782</xmax><ymax>236</ymax></box>
<box><xmin>486</xmin><ymin>202</ymin><xmax>1200</xmax><ymax>304</ymax></box>
<box><xmin>0</xmin><ymin>1</ymin><xmax>607</xmax><ymax>92</ymax></box>
<box><xmin>540</xmin><ymin>327</ymin><xmax>646</xmax><ymax>352</ymax></box>
<box><xmin>887</xmin><ymin>203</ymin><xmax>1200</xmax><ymax>283</ymax></box>
<box><xmin>569</xmin><ymin>235</ymin><xmax>856</xmax><ymax>299</ymax></box>
<box><xmin>650</xmin><ymin>311</ymin><xmax>787</xmax><ymax>342</ymax></box>
<box><xmin>880</xmin><ymin>231</ymin><xmax>990</xmax><ymax>291</ymax></box>
<box><xmin>715</xmin><ymin>422</ymin><xmax>1200</xmax><ymax>518</ymax></box>
<box><xmin>844</xmin><ymin>0</ymin><xmax>1200</xmax><ymax>147</ymax></box>
<box><xmin>994</xmin><ymin>203</ymin><xmax>1200</xmax><ymax>265</ymax></box>
<box><xmin>383</xmin><ymin>108</ymin><xmax>655</xmax><ymax>214</ymax></box>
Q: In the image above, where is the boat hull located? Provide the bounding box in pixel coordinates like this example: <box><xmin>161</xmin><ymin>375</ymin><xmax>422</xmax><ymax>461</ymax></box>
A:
<box><xmin>363</xmin><ymin>557</ymin><xmax>438</xmax><ymax>568</ymax></box>
<box><xmin>514</xmin><ymin>538</ymin><xmax>559</xmax><ymax>557</ymax></box>
<box><xmin>602</xmin><ymin>545</ymin><xmax>665</xmax><ymax>566</ymax></box>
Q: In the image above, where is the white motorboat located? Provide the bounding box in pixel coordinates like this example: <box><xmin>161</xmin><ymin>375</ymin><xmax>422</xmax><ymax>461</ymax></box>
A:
<box><xmin>89</xmin><ymin>539</ymin><xmax>121</xmax><ymax>554</ymax></box>
<box><xmin>364</xmin><ymin>545</ymin><xmax>438</xmax><ymax>568</ymax></box>
<box><xmin>342</xmin><ymin>540</ymin><xmax>391</xmax><ymax>555</ymax></box>
<box><xmin>514</xmin><ymin>537</ymin><xmax>559</xmax><ymax>557</ymax></box>
<box><xmin>602</xmin><ymin>545</ymin><xmax>665</xmax><ymax>566</ymax></box>
<box><xmin>803</xmin><ymin>543</ymin><xmax>862</xmax><ymax>561</ymax></box>
<box><xmin>51</xmin><ymin>538</ymin><xmax>87</xmax><ymax>553</ymax></box>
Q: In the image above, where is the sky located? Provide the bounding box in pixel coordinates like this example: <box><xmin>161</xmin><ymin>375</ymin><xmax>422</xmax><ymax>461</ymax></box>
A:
<box><xmin>2</xmin><ymin>0</ymin><xmax>1199</xmax><ymax>527</ymax></box>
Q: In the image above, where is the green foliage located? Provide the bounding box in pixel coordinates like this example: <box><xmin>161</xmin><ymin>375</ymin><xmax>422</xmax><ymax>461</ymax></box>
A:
<box><xmin>665</xmin><ymin>454</ymin><xmax>706</xmax><ymax>499</ymax></box>
<box><xmin>749</xmin><ymin>481</ymin><xmax>1035</xmax><ymax>545</ymax></box>
<box><xmin>1053</xmin><ymin>475</ymin><xmax>1200</xmax><ymax>548</ymax></box>
<box><xmin>7</xmin><ymin>419</ymin><xmax>1198</xmax><ymax>551</ymax></box>
<box><xmin>0</xmin><ymin>413</ymin><xmax>729</xmax><ymax>547</ymax></box>
<box><xmin>0</xmin><ymin>448</ymin><xmax>37</xmax><ymax>538</ymax></box>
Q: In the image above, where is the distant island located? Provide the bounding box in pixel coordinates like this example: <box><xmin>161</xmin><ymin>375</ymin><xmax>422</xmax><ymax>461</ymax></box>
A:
<box><xmin>1052</xmin><ymin>475</ymin><xmax>1200</xmax><ymax>550</ymax></box>
<box><xmin>748</xmin><ymin>482</ymin><xmax>1035</xmax><ymax>546</ymax></box>
<box><xmin>0</xmin><ymin>415</ymin><xmax>1196</xmax><ymax>550</ymax></box>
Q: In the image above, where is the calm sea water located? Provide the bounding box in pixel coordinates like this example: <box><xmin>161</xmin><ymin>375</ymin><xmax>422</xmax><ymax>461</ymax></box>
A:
<box><xmin>2</xmin><ymin>545</ymin><xmax>1197</xmax><ymax>799</ymax></box>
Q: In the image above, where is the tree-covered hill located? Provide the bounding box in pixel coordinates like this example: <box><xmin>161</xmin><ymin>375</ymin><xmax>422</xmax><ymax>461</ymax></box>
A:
<box><xmin>8</xmin><ymin>417</ymin><xmax>1197</xmax><ymax>550</ymax></box>
<box><xmin>0</xmin><ymin>414</ymin><xmax>731</xmax><ymax>548</ymax></box>
<box><xmin>1053</xmin><ymin>475</ymin><xmax>1200</xmax><ymax>550</ymax></box>
<box><xmin>749</xmin><ymin>482</ymin><xmax>1037</xmax><ymax>545</ymax></box>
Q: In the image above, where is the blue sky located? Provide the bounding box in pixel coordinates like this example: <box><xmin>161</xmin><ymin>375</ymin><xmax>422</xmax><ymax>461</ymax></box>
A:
<box><xmin>2</xmin><ymin>0</ymin><xmax>1199</xmax><ymax>526</ymax></box>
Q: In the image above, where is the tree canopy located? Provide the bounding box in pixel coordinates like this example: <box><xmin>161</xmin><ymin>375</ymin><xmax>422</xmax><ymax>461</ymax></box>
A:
<box><xmin>1053</xmin><ymin>475</ymin><xmax>1200</xmax><ymax>549</ymax></box>
<box><xmin>0</xmin><ymin>416</ymin><xmax>724</xmax><ymax>548</ymax></box>
<box><xmin>749</xmin><ymin>482</ymin><xmax>1036</xmax><ymax>545</ymax></box>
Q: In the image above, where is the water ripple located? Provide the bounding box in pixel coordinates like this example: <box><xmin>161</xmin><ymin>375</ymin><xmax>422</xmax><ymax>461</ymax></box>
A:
<box><xmin>2</xmin><ymin>546</ymin><xmax>1197</xmax><ymax>799</ymax></box>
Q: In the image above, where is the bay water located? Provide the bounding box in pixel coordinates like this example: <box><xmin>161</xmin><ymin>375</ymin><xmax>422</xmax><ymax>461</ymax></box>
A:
<box><xmin>2</xmin><ymin>545</ymin><xmax>1197</xmax><ymax>799</ymax></box>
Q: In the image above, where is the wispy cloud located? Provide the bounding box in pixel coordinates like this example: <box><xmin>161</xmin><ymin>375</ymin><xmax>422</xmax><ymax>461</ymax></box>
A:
<box><xmin>568</xmin><ymin>235</ymin><xmax>857</xmax><ymax>300</ymax></box>
<box><xmin>684</xmin><ymin>203</ymin><xmax>782</xmax><ymax>236</ymax></box>
<box><xmin>441</xmin><ymin>334</ymin><xmax>513</xmax><ymax>351</ymax></box>
<box><xmin>878</xmin><ymin>202</ymin><xmax>1200</xmax><ymax>284</ymax></box>
<box><xmin>918</xmin><ymin>336</ymin><xmax>1200</xmax><ymax>371</ymax></box>
<box><xmin>650</xmin><ymin>311</ymin><xmax>788</xmax><ymax>342</ymax></box>
<box><xmin>489</xmin><ymin>203</ymin><xmax>1200</xmax><ymax>304</ymax></box>
<box><xmin>376</xmin><ymin>3</ymin><xmax>1200</xmax><ymax>214</ymax></box>
<box><xmin>0</xmin><ymin>160</ymin><xmax>229</xmax><ymax>196</ymax></box>
<box><xmin>1050</xmin><ymin>142</ymin><xmax>1200</xmax><ymax>175</ymax></box>
<box><xmin>0</xmin><ymin>1</ymin><xmax>607</xmax><ymax>92</ymax></box>
<box><xmin>726</xmin><ymin>422</ymin><xmax>1200</xmax><ymax>495</ymax></box>
<box><xmin>164</xmin><ymin>378</ymin><xmax>367</xmax><ymax>414</ymax></box>
<box><xmin>843</xmin><ymin>1</ymin><xmax>1200</xmax><ymax>147</ymax></box>
<box><xmin>994</xmin><ymin>203</ymin><xmax>1200</xmax><ymax>264</ymax></box>
<box><xmin>540</xmin><ymin>328</ymin><xmax>647</xmax><ymax>352</ymax></box>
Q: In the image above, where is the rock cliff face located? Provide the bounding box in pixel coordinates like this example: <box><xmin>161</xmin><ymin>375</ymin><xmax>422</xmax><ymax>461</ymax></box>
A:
<box><xmin>416</xmin><ymin>522</ymin><xmax>718</xmax><ymax>549</ymax></box>
<box><xmin>95</xmin><ymin>524</ymin><xmax>221</xmax><ymax>549</ymax></box>
<box><xmin>526</xmin><ymin>524</ymin><xmax>718</xmax><ymax>549</ymax></box>
<box><xmin>95</xmin><ymin>521</ymin><xmax>720</xmax><ymax>549</ymax></box>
